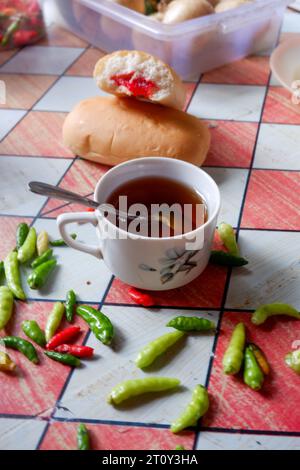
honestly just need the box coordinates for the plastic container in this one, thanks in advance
[51,0,290,80]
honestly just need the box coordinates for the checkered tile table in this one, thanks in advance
[0,9,299,451]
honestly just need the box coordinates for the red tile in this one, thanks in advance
[41,159,108,214]
[0,49,17,66]
[202,56,270,86]
[0,300,89,416]
[41,200,93,218]
[204,121,258,168]
[106,235,227,308]
[204,311,300,432]
[66,47,105,76]
[263,86,300,125]
[40,421,195,450]
[38,25,88,47]
[0,111,73,158]
[0,216,33,259]
[0,74,57,110]
[183,83,197,111]
[241,170,300,230]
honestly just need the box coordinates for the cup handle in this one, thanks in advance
[57,212,103,259]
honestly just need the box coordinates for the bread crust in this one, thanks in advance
[215,0,252,13]
[163,0,214,24]
[93,50,186,110]
[62,96,210,167]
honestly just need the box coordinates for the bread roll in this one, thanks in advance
[163,0,214,24]
[93,50,186,110]
[63,96,210,167]
[215,0,252,13]
[108,0,145,13]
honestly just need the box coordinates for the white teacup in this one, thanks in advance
[57,157,220,291]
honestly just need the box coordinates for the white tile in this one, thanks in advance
[0,156,71,216]
[25,218,112,302]
[253,124,300,170]
[282,11,300,32]
[226,230,300,310]
[55,307,219,424]
[203,168,248,227]
[0,46,84,75]
[269,72,281,86]
[0,418,46,450]
[196,431,300,450]
[34,77,107,112]
[0,109,26,140]
[188,84,266,121]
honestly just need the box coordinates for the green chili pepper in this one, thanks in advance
[0,336,38,364]
[1,17,21,47]
[16,223,29,250]
[217,222,240,257]
[222,322,246,375]
[0,286,14,330]
[285,349,300,375]
[107,377,180,405]
[27,259,57,290]
[65,290,76,323]
[21,320,46,347]
[45,302,65,342]
[167,316,215,332]
[243,346,264,391]
[135,330,185,369]
[248,343,270,375]
[31,249,54,269]
[210,250,248,267]
[171,384,209,433]
[76,305,114,345]
[37,230,49,256]
[44,351,80,367]
[50,233,77,247]
[251,303,300,325]
[4,251,26,300]
[0,261,5,282]
[17,227,37,264]
[77,423,90,450]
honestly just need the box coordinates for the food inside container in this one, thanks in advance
[51,0,290,79]
[0,0,45,50]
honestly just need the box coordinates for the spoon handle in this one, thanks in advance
[28,181,99,209]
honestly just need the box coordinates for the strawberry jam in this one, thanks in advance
[111,72,158,98]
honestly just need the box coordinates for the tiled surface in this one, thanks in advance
[196,432,300,450]
[0,11,300,451]
[34,76,106,112]
[188,84,266,122]
[1,46,85,75]
[203,311,300,432]
[40,421,195,450]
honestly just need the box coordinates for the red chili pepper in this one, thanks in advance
[55,344,94,358]
[46,326,81,350]
[13,30,39,47]
[128,287,155,307]
[86,208,95,212]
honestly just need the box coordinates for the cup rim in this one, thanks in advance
[94,157,221,241]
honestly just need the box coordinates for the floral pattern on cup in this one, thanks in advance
[139,248,199,284]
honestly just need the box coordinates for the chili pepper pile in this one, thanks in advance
[210,222,248,267]
[222,322,271,391]
[0,215,299,445]
[0,1,45,50]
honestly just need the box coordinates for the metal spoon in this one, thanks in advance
[28,181,137,222]
[28,181,175,229]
